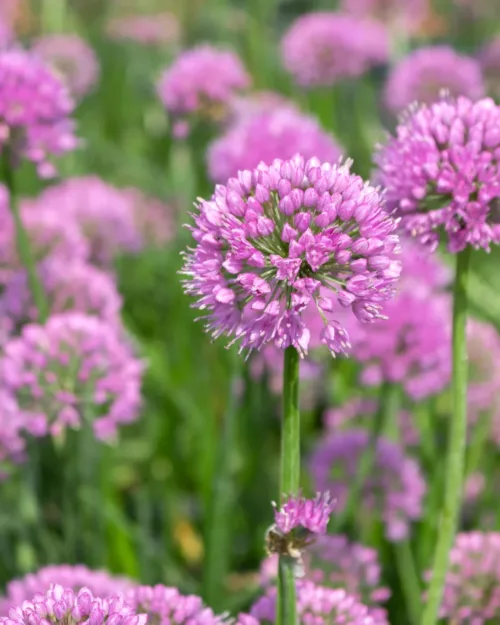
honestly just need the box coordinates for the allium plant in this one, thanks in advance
[0,48,77,177]
[32,34,100,100]
[207,108,343,183]
[383,46,485,115]
[0,566,134,616]
[0,312,144,440]
[480,37,500,100]
[310,429,426,541]
[0,585,146,625]
[157,45,251,125]
[280,12,389,88]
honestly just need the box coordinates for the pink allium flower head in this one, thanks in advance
[0,313,144,440]
[260,535,390,621]
[0,585,146,625]
[182,155,402,357]
[375,96,500,253]
[125,585,226,625]
[251,581,388,624]
[106,12,181,47]
[0,258,122,331]
[280,12,389,88]
[273,492,334,535]
[121,187,175,248]
[37,177,142,266]
[0,566,134,616]
[0,48,77,177]
[480,37,500,100]
[157,44,250,123]
[383,46,485,115]
[339,0,426,32]
[207,108,343,183]
[310,429,426,541]
[0,390,26,479]
[32,34,100,100]
[436,532,500,622]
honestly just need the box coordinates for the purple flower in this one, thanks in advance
[157,44,250,123]
[106,12,181,47]
[0,48,78,177]
[0,390,26,480]
[375,96,500,253]
[435,532,500,622]
[480,37,500,100]
[32,34,100,100]
[0,566,134,616]
[260,535,390,621]
[0,585,146,625]
[339,0,426,33]
[0,258,122,331]
[309,429,426,541]
[182,155,401,357]
[383,46,485,115]
[250,580,388,624]
[0,312,144,440]
[207,107,343,183]
[280,12,389,88]
[273,492,334,535]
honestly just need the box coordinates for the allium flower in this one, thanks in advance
[121,187,175,248]
[106,12,181,47]
[339,0,426,32]
[0,390,26,479]
[375,96,500,252]
[383,46,485,115]
[309,429,426,540]
[437,532,500,622]
[207,108,343,183]
[0,313,144,440]
[260,535,390,621]
[0,48,77,177]
[250,581,388,624]
[37,177,142,266]
[182,155,401,357]
[0,259,122,331]
[273,492,334,535]
[280,12,389,88]
[32,34,100,100]
[0,585,146,625]
[0,566,134,616]
[157,45,250,124]
[480,37,500,100]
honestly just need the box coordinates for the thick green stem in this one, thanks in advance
[277,347,300,625]
[2,156,49,323]
[420,247,471,625]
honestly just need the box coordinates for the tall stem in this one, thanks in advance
[2,155,49,323]
[420,247,471,625]
[277,347,300,625]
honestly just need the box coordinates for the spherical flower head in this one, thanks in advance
[0,566,134,616]
[182,155,401,357]
[0,48,78,177]
[157,44,250,124]
[435,532,500,622]
[480,37,500,100]
[0,584,147,625]
[273,492,334,535]
[280,12,389,88]
[32,34,100,100]
[121,187,175,248]
[0,312,144,440]
[339,0,426,33]
[0,258,122,331]
[37,177,142,266]
[106,12,181,47]
[0,390,26,479]
[383,46,485,115]
[375,96,500,253]
[309,429,426,541]
[251,581,388,624]
[207,107,343,183]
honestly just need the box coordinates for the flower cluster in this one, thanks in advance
[0,585,146,625]
[375,96,500,252]
[182,155,401,357]
[207,107,343,183]
[310,429,426,540]
[0,312,144,440]
[157,44,250,123]
[32,34,100,100]
[0,48,77,177]
[280,12,389,87]
[106,12,181,47]
[273,492,334,535]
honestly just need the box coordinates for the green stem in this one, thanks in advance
[394,540,422,625]
[2,155,49,323]
[277,347,300,625]
[420,247,471,625]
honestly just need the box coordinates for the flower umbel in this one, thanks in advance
[273,492,334,535]
[182,155,401,357]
